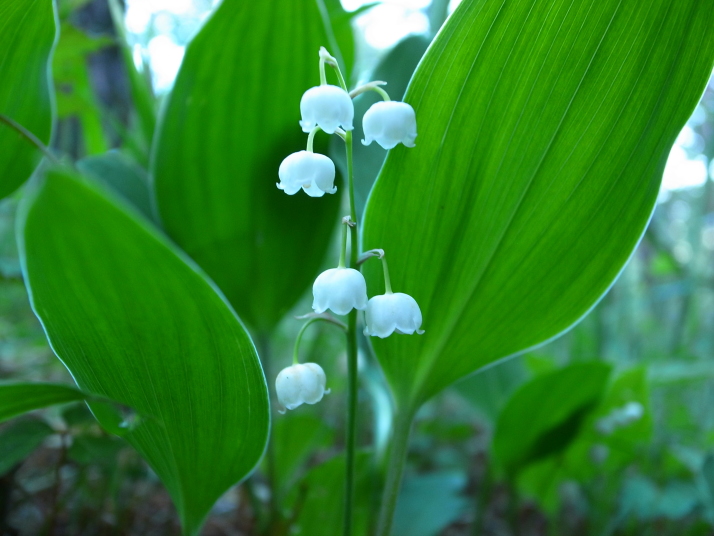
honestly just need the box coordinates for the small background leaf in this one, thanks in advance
[290,452,373,536]
[393,471,468,536]
[0,419,54,475]
[493,362,611,475]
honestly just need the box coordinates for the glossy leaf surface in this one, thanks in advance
[362,0,714,405]
[19,170,269,535]
[153,0,341,334]
[0,0,56,199]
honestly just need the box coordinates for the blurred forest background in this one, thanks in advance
[1,0,713,534]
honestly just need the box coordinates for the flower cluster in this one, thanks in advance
[275,47,423,412]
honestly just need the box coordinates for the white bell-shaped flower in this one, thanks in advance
[364,292,424,338]
[275,362,329,412]
[312,267,368,315]
[278,151,336,197]
[362,101,417,149]
[300,85,354,134]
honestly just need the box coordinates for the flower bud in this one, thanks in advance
[312,267,368,315]
[364,292,424,338]
[362,101,417,149]
[300,85,354,134]
[278,151,336,197]
[275,362,329,412]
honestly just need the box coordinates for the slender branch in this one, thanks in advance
[376,405,417,536]
[0,114,57,164]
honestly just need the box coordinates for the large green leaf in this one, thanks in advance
[0,382,86,423]
[152,0,342,334]
[0,0,56,199]
[362,0,714,406]
[18,169,269,536]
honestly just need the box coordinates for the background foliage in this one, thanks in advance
[1,0,713,535]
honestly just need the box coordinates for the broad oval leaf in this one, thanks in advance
[362,0,714,406]
[0,0,56,199]
[19,170,269,536]
[152,0,341,334]
[493,362,611,475]
[0,382,86,423]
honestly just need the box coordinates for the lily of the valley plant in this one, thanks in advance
[274,47,422,535]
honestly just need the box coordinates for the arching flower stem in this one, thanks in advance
[320,47,348,92]
[306,126,321,152]
[356,248,393,294]
[349,81,391,102]
[292,314,348,365]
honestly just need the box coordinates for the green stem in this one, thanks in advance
[292,316,347,365]
[345,132,357,226]
[343,123,360,536]
[0,113,58,164]
[349,82,390,101]
[321,47,348,92]
[293,319,317,365]
[307,126,320,152]
[319,57,327,86]
[381,255,393,294]
[376,406,416,536]
[339,221,348,269]
[372,86,391,101]
[344,310,358,536]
